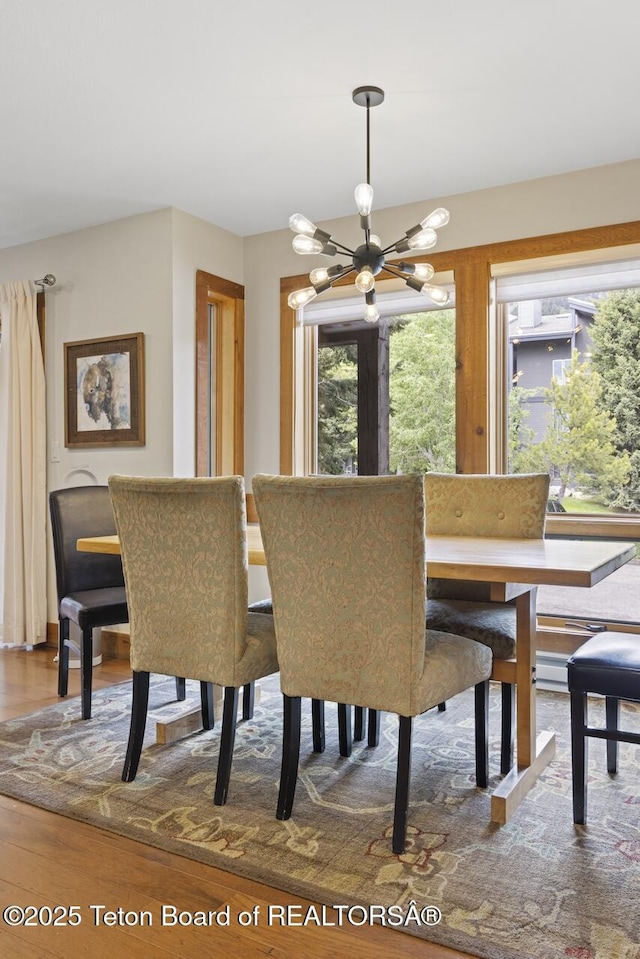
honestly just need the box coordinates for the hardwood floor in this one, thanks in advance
[0,646,472,959]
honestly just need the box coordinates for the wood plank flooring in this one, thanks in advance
[0,647,472,959]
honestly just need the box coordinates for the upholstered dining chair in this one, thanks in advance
[108,475,278,805]
[253,472,492,855]
[247,596,364,755]
[424,472,550,773]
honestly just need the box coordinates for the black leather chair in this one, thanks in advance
[50,487,130,719]
[567,632,640,824]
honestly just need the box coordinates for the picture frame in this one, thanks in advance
[64,332,145,448]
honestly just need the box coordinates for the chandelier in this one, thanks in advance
[288,86,450,323]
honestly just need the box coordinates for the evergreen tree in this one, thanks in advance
[590,289,640,510]
[388,310,456,474]
[317,343,357,474]
[516,352,629,500]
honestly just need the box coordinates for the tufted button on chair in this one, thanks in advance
[254,472,492,855]
[109,475,279,805]
[567,632,640,824]
[424,472,550,773]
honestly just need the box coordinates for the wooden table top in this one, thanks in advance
[77,527,635,588]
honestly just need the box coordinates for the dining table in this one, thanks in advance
[77,526,635,825]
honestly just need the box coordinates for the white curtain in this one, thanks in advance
[0,281,47,646]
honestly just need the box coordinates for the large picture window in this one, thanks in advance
[495,255,640,630]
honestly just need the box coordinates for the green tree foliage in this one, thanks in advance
[590,289,640,510]
[508,386,537,472]
[513,352,630,500]
[317,343,357,474]
[388,310,456,474]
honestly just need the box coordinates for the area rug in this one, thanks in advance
[0,676,638,959]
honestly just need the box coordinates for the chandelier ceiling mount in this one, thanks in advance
[288,86,450,323]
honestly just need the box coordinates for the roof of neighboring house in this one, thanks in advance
[510,313,579,342]
[510,300,596,343]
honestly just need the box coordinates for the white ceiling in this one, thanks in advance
[2,0,640,250]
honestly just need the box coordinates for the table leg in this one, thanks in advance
[490,587,556,824]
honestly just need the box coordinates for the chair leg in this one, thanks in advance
[214,687,239,806]
[80,627,93,720]
[354,706,365,741]
[122,671,150,782]
[474,680,489,789]
[338,703,352,757]
[605,696,619,775]
[175,677,186,701]
[57,617,70,697]
[311,699,325,753]
[393,716,413,854]
[437,702,446,712]
[500,682,516,775]
[570,689,588,825]
[200,682,214,730]
[277,695,302,820]
[367,709,380,747]
[242,682,255,721]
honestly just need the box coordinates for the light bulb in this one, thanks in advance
[310,267,330,285]
[420,207,450,230]
[422,284,450,305]
[364,302,380,324]
[292,235,324,255]
[413,263,435,282]
[355,269,375,293]
[288,287,318,309]
[354,182,374,216]
[407,228,438,251]
[369,234,382,248]
[289,213,318,236]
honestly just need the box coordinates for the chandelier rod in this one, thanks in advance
[366,95,371,185]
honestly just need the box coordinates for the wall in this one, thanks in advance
[0,210,176,620]
[169,208,243,476]
[0,207,247,620]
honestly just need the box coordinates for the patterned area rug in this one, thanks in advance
[0,676,638,959]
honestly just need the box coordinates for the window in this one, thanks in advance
[495,253,640,630]
[299,278,456,476]
[551,358,572,385]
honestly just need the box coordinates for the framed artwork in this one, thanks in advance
[64,332,145,448]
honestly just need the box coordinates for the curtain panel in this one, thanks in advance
[0,280,47,646]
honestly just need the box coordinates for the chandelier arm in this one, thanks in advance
[331,266,357,283]
[379,264,408,280]
[330,240,357,256]
[380,239,405,256]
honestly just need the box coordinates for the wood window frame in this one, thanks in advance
[195,270,244,478]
